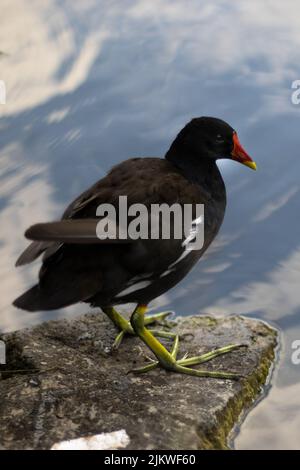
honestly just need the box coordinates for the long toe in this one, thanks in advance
[144,311,175,326]
[177,343,247,366]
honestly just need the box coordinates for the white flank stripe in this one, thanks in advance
[115,280,152,298]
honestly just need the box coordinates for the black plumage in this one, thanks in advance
[14,117,255,315]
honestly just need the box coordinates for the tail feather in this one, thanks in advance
[13,284,77,312]
[15,241,52,267]
[13,285,46,311]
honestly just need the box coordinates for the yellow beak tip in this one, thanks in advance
[243,161,257,171]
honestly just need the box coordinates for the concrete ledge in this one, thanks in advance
[0,312,278,449]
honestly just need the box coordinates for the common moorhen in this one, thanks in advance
[13,117,256,379]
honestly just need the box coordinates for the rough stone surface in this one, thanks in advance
[0,312,277,450]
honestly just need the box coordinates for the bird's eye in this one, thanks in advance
[216,134,224,144]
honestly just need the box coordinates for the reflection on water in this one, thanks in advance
[1,0,300,449]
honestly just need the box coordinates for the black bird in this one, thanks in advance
[13,117,256,379]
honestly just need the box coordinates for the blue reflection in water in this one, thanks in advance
[0,0,300,449]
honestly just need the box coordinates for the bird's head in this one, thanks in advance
[166,116,256,171]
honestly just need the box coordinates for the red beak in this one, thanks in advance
[231,132,257,170]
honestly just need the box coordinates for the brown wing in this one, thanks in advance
[17,157,200,265]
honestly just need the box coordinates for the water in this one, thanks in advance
[1,0,300,449]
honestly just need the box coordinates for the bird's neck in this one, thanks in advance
[165,146,220,188]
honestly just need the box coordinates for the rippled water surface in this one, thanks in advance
[1,0,300,449]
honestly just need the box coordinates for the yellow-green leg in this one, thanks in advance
[130,304,245,380]
[102,307,174,350]
[102,307,133,349]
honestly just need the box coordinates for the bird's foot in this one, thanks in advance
[129,304,246,380]
[102,307,174,350]
[131,342,246,380]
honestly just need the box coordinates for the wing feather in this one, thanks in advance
[25,219,130,244]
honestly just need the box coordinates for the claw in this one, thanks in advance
[180,352,189,361]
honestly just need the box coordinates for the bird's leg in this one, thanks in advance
[130,304,244,380]
[131,330,180,373]
[102,307,134,349]
[102,307,173,350]
[103,307,133,334]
